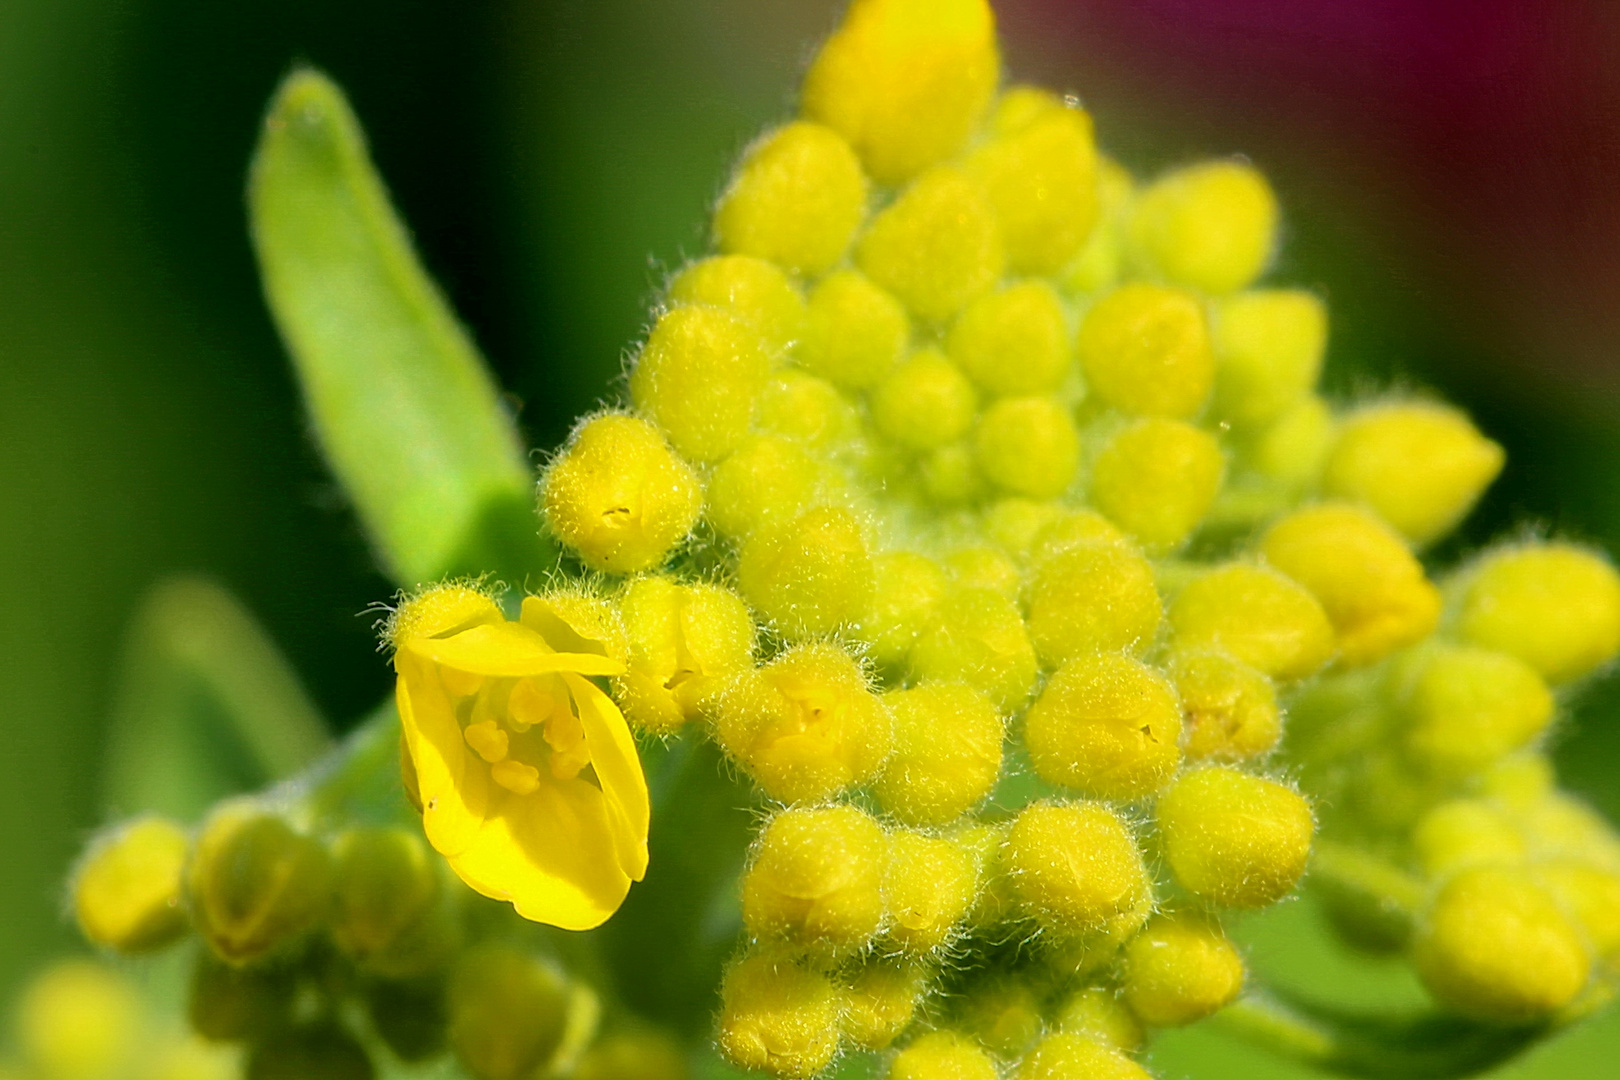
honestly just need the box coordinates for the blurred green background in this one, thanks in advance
[5,1,1620,1076]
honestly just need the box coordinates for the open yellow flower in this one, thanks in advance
[391,586,649,930]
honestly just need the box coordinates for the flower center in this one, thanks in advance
[446,671,594,794]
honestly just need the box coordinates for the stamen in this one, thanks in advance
[463,720,509,763]
[508,675,569,732]
[491,760,541,795]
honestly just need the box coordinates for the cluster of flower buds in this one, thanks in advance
[529,0,1620,1076]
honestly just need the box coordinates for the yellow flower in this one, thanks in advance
[390,585,649,930]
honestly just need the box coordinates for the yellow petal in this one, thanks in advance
[407,622,623,678]
[447,777,634,931]
[566,673,650,881]
[395,655,488,858]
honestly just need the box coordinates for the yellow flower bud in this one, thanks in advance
[1413,800,1526,880]
[857,166,1005,322]
[738,506,874,639]
[743,804,888,957]
[1517,791,1620,871]
[876,683,1003,825]
[918,441,987,505]
[1394,644,1554,778]
[1121,913,1244,1027]
[843,959,929,1051]
[909,586,1038,710]
[1457,542,1620,684]
[1025,653,1183,799]
[1052,988,1145,1053]
[717,953,844,1080]
[1062,156,1134,295]
[870,348,978,452]
[945,546,1021,601]
[948,280,1072,397]
[953,977,1042,1058]
[542,413,703,573]
[801,0,999,184]
[521,589,628,663]
[1027,540,1161,666]
[982,498,1067,560]
[1171,650,1280,761]
[965,90,1100,275]
[668,255,806,359]
[244,1025,373,1080]
[1089,418,1224,553]
[72,816,190,954]
[187,952,295,1042]
[884,829,979,953]
[1016,1033,1152,1080]
[1261,503,1442,666]
[448,945,575,1080]
[1482,752,1556,811]
[386,581,503,649]
[1130,160,1278,294]
[890,1031,998,1080]
[18,961,140,1080]
[189,801,333,964]
[1535,861,1620,968]
[1168,563,1333,681]
[798,269,910,390]
[1414,868,1589,1023]
[706,437,829,541]
[1156,766,1314,908]
[1076,283,1214,419]
[712,643,892,803]
[1026,508,1128,565]
[856,551,948,668]
[1211,289,1326,426]
[974,397,1080,498]
[714,121,869,276]
[328,825,452,977]
[617,576,754,733]
[575,1029,689,1080]
[631,305,770,462]
[757,370,863,451]
[1239,394,1335,489]
[1324,401,1503,546]
[1004,802,1152,942]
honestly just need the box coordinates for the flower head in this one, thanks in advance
[390,584,649,930]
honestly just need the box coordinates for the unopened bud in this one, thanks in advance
[1052,988,1144,1053]
[875,683,1003,826]
[974,397,1080,499]
[1121,913,1244,1026]
[18,961,140,1080]
[1168,563,1332,681]
[1394,644,1554,778]
[575,1029,689,1080]
[954,978,1042,1059]
[1003,802,1152,944]
[1171,650,1280,761]
[738,506,874,639]
[743,804,888,957]
[843,959,929,1051]
[1211,289,1326,427]
[858,166,1004,322]
[618,576,755,733]
[1156,767,1313,908]
[798,269,910,389]
[188,953,296,1043]
[717,953,843,1080]
[714,122,868,277]
[1129,160,1277,294]
[884,829,978,953]
[1024,653,1182,799]
[1089,418,1224,553]
[889,1031,998,1080]
[858,552,948,669]
[328,826,452,977]
[909,586,1038,710]
[245,1026,373,1080]
[365,978,447,1063]
[631,305,770,463]
[1077,283,1213,419]
[1457,542,1620,684]
[448,945,574,1080]
[386,582,502,649]
[871,348,979,450]
[72,815,190,954]
[1412,800,1525,880]
[189,801,332,964]
[948,280,1071,396]
[1016,1032,1152,1080]
[1026,540,1160,667]
[668,255,806,359]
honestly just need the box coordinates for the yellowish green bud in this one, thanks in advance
[1003,801,1152,941]
[1077,282,1214,419]
[919,441,987,505]
[448,945,575,1080]
[884,829,978,953]
[1239,394,1335,489]
[982,498,1066,560]
[328,825,451,977]
[1414,867,1589,1023]
[617,577,754,734]
[714,121,869,276]
[738,506,874,639]
[364,979,447,1063]
[843,959,929,1051]
[631,305,770,462]
[669,255,806,359]
[542,413,703,573]
[876,683,1003,825]
[945,546,1021,601]
[707,436,829,540]
[857,551,948,668]
[1089,417,1224,553]
[1027,540,1161,666]
[1062,156,1134,295]
[1168,563,1333,681]
[954,977,1043,1058]
[1413,799,1527,881]
[743,804,888,957]
[1517,791,1620,871]
[1025,653,1183,799]
[188,953,295,1043]
[188,801,332,964]
[1052,988,1145,1053]
[965,89,1099,275]
[974,397,1080,498]
[871,348,979,449]
[909,586,1038,710]
[890,1031,999,1080]
[1157,766,1314,908]
[1016,1033,1152,1080]
[244,1026,372,1080]
[717,953,844,1080]
[1482,752,1557,811]
[1395,644,1554,778]
[1026,508,1128,565]
[801,0,999,184]
[1129,160,1278,294]
[1261,503,1440,666]
[1457,542,1620,684]
[799,269,910,389]
[575,1029,689,1080]
[1172,650,1280,761]
[857,165,1005,322]
[72,815,190,954]
[386,581,502,649]
[1121,913,1244,1027]
[1535,861,1620,968]
[948,280,1072,396]
[18,961,140,1080]
[1211,289,1326,426]
[758,370,863,450]
[1324,401,1503,546]
[712,643,892,802]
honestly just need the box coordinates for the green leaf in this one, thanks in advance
[102,576,333,820]
[249,68,549,588]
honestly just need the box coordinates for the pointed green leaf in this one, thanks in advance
[249,68,548,587]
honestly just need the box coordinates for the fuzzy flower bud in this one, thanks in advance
[890,1031,998,1080]
[857,551,948,668]
[1168,563,1333,681]
[1413,799,1527,879]
[742,804,888,957]
[1393,644,1555,778]
[884,829,978,953]
[1211,289,1326,427]
[1121,913,1244,1027]
[948,280,1071,397]
[1027,539,1161,665]
[1129,160,1278,294]
[799,269,910,390]
[1156,767,1314,908]
[188,801,332,964]
[1171,650,1280,761]
[714,122,869,277]
[448,945,578,1080]
[1456,542,1620,684]
[72,816,190,954]
[738,506,875,639]
[974,397,1080,498]
[1089,417,1224,553]
[857,166,1005,322]
[717,954,844,1080]
[1018,1034,1152,1080]
[669,255,806,359]
[1024,653,1183,799]
[1003,801,1152,945]
[954,979,1042,1059]
[328,825,452,977]
[707,436,833,541]
[843,959,929,1051]
[18,961,141,1080]
[871,348,979,450]
[1053,988,1145,1053]
[631,305,770,462]
[908,586,1038,710]
[617,577,754,733]
[1077,283,1214,419]
[874,682,1004,826]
